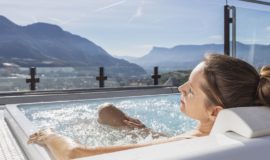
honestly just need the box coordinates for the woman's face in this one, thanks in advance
[178,62,212,122]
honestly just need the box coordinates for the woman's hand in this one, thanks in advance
[28,128,54,145]
[123,116,146,129]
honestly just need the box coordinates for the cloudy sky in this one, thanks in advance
[0,0,269,57]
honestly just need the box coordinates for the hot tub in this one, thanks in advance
[5,86,270,160]
[4,86,196,160]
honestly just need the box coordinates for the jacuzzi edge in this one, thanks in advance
[1,87,178,105]
[4,104,54,160]
[2,87,179,160]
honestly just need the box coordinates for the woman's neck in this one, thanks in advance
[192,120,214,137]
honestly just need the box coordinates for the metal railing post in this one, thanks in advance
[224,5,237,57]
[96,67,107,88]
[151,66,161,85]
[26,67,40,91]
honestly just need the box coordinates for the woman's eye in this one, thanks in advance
[188,88,193,95]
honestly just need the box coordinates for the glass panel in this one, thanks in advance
[0,0,225,92]
[235,7,270,67]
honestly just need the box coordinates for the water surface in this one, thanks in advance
[20,94,197,146]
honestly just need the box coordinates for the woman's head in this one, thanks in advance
[178,54,270,122]
[178,62,214,122]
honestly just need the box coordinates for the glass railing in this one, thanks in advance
[235,7,270,68]
[0,0,225,92]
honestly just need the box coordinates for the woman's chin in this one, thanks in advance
[180,104,185,113]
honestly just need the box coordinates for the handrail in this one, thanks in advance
[239,0,270,6]
[0,85,175,97]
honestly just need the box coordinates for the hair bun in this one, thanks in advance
[260,65,270,78]
[257,65,270,106]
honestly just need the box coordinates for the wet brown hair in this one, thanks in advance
[257,65,270,106]
[201,54,270,108]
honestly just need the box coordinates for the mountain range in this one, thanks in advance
[0,16,146,77]
[1,15,269,76]
[127,42,270,72]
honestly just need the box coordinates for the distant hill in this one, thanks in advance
[0,16,146,77]
[113,55,139,62]
[160,70,191,86]
[132,43,270,72]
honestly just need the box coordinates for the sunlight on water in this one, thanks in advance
[20,94,197,146]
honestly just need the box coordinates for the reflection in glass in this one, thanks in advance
[236,7,270,68]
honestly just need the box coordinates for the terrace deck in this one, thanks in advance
[0,110,27,160]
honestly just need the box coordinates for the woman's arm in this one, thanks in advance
[70,143,148,159]
[28,128,193,160]
[70,134,192,159]
[28,128,159,159]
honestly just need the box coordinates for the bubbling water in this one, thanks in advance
[20,94,196,146]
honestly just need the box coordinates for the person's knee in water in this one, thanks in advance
[97,103,167,138]
[97,103,146,129]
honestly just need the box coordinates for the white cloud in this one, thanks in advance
[109,49,129,56]
[46,15,86,26]
[137,44,153,49]
[47,17,72,25]
[208,35,223,43]
[129,0,145,22]
[108,44,153,57]
[134,5,143,17]
[241,38,261,44]
[266,26,270,32]
[94,0,126,12]
[30,16,38,23]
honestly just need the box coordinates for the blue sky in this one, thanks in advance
[0,0,269,57]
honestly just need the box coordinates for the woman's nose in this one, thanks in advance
[178,85,182,92]
[178,84,186,95]
[178,82,187,96]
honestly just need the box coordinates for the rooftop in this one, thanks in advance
[0,109,26,160]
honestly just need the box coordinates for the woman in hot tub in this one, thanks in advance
[28,54,270,160]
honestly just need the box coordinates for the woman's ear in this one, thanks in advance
[208,106,223,121]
